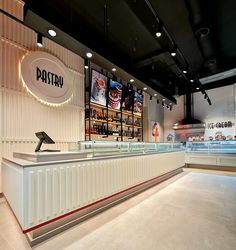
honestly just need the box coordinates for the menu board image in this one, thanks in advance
[108,79,122,110]
[133,92,143,115]
[122,86,133,112]
[90,70,107,106]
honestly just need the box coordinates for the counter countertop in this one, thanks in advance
[3,150,185,168]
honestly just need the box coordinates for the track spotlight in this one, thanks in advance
[166,105,169,109]
[143,87,147,91]
[204,93,208,99]
[37,33,43,47]
[207,98,212,106]
[155,23,163,38]
[196,87,200,90]
[112,68,116,72]
[130,79,134,82]
[170,106,172,111]
[170,44,177,57]
[150,95,153,100]
[183,70,187,74]
[161,101,165,107]
[154,93,157,97]
[190,79,194,83]
[84,59,89,69]
[157,99,160,104]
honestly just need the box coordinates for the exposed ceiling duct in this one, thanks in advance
[185,0,216,74]
[173,93,205,130]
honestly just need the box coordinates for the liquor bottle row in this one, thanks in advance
[85,108,120,122]
[86,108,141,126]
[86,125,141,137]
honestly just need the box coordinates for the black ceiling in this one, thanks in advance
[23,0,236,101]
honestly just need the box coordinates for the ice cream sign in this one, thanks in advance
[20,51,73,106]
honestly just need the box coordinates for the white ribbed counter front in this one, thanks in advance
[2,150,185,245]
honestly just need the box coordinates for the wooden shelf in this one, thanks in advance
[86,119,121,126]
[108,107,121,113]
[133,113,142,118]
[89,102,106,109]
[122,110,133,116]
[122,124,133,128]
[134,126,142,129]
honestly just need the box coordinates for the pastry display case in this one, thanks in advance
[186,140,236,154]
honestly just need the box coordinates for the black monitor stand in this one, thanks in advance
[35,131,61,152]
[35,138,45,152]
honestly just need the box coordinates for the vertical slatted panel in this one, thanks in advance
[2,0,24,21]
[0,15,85,165]
[23,152,184,229]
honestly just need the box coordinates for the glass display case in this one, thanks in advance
[69,141,184,157]
[186,141,236,154]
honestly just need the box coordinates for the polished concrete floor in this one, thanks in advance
[0,169,236,250]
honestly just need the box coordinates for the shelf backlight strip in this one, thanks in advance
[19,58,73,107]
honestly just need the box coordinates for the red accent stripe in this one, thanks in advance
[18,167,181,233]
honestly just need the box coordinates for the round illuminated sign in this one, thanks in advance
[20,51,72,105]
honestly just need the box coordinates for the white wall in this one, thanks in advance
[194,85,236,139]
[0,0,85,192]
[164,96,184,141]
[164,85,236,141]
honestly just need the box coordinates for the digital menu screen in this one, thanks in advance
[122,85,133,112]
[90,70,107,106]
[133,92,143,115]
[108,79,122,110]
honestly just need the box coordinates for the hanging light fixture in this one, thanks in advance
[84,59,89,69]
[37,33,43,47]
[170,44,177,57]
[155,22,163,38]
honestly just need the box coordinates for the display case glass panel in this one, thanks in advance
[69,141,184,157]
[186,141,236,154]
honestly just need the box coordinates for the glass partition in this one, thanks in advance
[186,141,236,154]
[69,141,184,157]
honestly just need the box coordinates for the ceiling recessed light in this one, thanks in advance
[84,65,89,69]
[86,52,93,58]
[183,70,187,74]
[162,98,166,101]
[143,87,147,91]
[196,87,199,90]
[112,68,116,72]
[154,93,157,96]
[48,29,57,37]
[171,52,176,57]
[130,79,134,82]
[190,79,194,82]
[156,32,162,38]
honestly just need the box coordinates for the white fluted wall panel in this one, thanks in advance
[22,151,184,229]
[0,4,85,192]
[1,0,24,21]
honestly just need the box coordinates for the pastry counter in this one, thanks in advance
[2,141,185,245]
